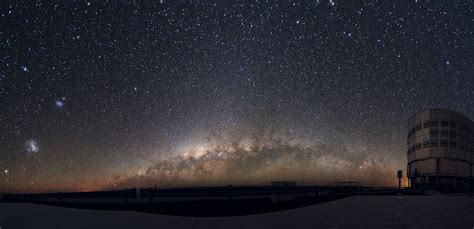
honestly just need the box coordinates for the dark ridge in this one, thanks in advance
[0,185,425,217]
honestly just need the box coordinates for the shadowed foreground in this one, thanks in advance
[0,195,473,228]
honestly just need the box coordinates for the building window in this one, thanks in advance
[430,140,439,147]
[459,125,469,132]
[415,143,422,150]
[423,121,430,128]
[415,124,422,131]
[450,122,457,128]
[423,141,430,148]
[449,141,457,148]
[440,140,449,147]
[430,130,439,137]
[449,132,457,139]
[440,130,449,137]
[430,120,439,126]
[440,120,449,126]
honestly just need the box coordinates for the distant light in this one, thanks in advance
[21,66,28,72]
[446,61,450,65]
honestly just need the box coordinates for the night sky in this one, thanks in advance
[1,0,473,193]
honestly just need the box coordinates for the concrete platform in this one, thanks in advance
[0,195,473,228]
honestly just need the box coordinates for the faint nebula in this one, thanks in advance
[24,139,39,154]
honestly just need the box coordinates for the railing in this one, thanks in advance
[2,189,137,204]
[1,185,362,206]
[139,185,358,198]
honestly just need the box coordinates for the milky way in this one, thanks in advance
[1,1,473,193]
[112,130,397,189]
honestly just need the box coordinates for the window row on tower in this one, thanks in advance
[408,139,473,154]
[408,119,473,139]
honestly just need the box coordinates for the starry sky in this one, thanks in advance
[1,0,473,193]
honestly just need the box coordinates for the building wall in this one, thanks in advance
[407,109,474,191]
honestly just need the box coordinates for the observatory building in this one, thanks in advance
[407,109,474,192]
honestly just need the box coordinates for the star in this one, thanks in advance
[0,0,471,193]
[55,100,64,108]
